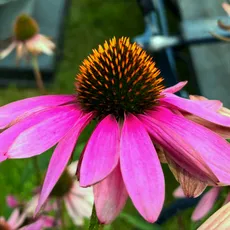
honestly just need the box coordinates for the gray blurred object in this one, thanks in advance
[176,0,230,107]
[0,0,35,40]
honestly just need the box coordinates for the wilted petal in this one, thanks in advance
[120,114,164,223]
[143,107,230,185]
[192,187,220,221]
[167,156,207,198]
[162,81,187,94]
[162,93,230,127]
[36,113,92,213]
[139,112,217,184]
[198,202,230,229]
[0,95,75,129]
[0,105,81,159]
[94,164,128,224]
[80,115,120,187]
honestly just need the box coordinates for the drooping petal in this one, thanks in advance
[198,201,230,230]
[80,115,120,187]
[192,188,220,221]
[186,114,230,139]
[161,93,230,127]
[162,81,187,94]
[120,114,165,223]
[36,113,92,214]
[0,105,81,160]
[188,95,223,111]
[139,112,217,184]
[167,156,207,198]
[94,164,128,224]
[0,95,75,129]
[142,107,230,185]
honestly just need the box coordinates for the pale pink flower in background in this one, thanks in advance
[174,186,230,221]
[198,202,230,230]
[1,38,230,223]
[0,14,55,61]
[24,161,93,226]
[0,209,25,230]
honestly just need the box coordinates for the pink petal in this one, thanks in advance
[36,113,92,214]
[192,188,221,221]
[173,186,186,198]
[0,105,81,159]
[94,164,128,224]
[162,81,187,94]
[188,95,223,111]
[0,95,75,129]
[139,112,217,184]
[120,114,165,223]
[80,115,120,187]
[142,107,230,185]
[161,93,230,127]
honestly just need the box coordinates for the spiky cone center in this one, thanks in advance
[76,37,164,119]
[50,170,74,197]
[0,220,11,230]
[14,14,39,41]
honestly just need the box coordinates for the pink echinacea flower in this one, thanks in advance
[1,37,230,223]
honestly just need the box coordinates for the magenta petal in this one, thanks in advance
[139,112,216,183]
[162,93,230,127]
[162,81,187,94]
[0,105,81,159]
[36,113,92,214]
[192,188,220,221]
[0,95,75,129]
[120,114,165,223]
[94,164,128,224]
[80,115,120,187]
[144,107,230,185]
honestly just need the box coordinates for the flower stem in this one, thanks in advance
[31,55,47,94]
[89,204,104,230]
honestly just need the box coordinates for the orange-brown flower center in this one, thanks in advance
[76,37,164,119]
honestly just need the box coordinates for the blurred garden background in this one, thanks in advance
[0,0,229,229]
